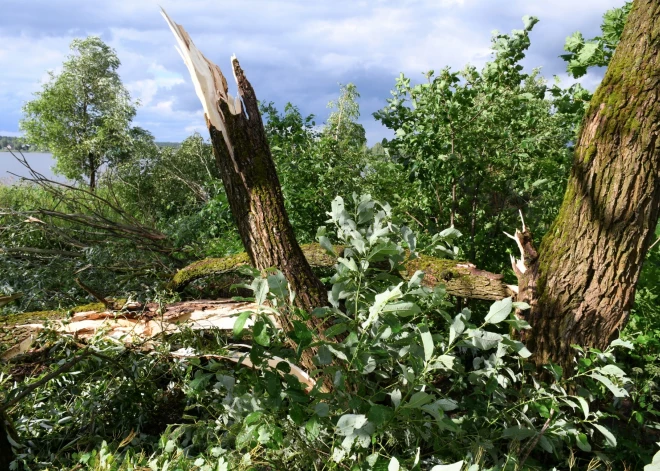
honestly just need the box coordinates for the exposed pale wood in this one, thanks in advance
[2,300,317,391]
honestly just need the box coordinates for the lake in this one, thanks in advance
[0,152,57,183]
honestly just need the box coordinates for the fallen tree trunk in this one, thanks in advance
[169,243,515,301]
[2,300,315,391]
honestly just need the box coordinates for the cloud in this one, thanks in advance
[0,0,628,149]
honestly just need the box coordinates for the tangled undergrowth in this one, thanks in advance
[2,195,659,471]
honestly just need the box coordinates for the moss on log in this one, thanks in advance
[170,243,513,301]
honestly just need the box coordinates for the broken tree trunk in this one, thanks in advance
[169,243,515,301]
[513,0,660,368]
[162,11,327,313]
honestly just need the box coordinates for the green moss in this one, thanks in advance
[583,144,597,163]
[169,243,342,290]
[170,252,251,289]
[0,300,124,327]
[402,255,472,286]
[0,309,64,327]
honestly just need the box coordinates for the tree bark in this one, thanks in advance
[161,12,327,314]
[88,153,96,191]
[515,0,660,367]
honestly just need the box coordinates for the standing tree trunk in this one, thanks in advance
[88,153,97,191]
[514,0,660,367]
[161,11,327,313]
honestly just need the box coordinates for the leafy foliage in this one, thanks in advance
[374,18,573,270]
[263,94,407,243]
[1,5,659,470]
[20,37,139,189]
[1,195,653,470]
[561,2,632,78]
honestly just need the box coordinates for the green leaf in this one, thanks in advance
[401,225,416,252]
[429,355,455,371]
[316,345,332,365]
[644,449,660,471]
[512,301,530,310]
[368,404,394,426]
[382,301,421,317]
[590,372,628,397]
[600,364,627,378]
[253,320,270,346]
[267,271,288,299]
[502,426,536,440]
[233,311,252,338]
[390,389,402,409]
[251,278,269,305]
[502,338,532,358]
[338,257,358,272]
[575,396,590,420]
[576,433,592,452]
[485,297,513,324]
[504,318,531,330]
[522,15,539,31]
[336,414,367,436]
[324,322,348,338]
[244,411,263,426]
[403,391,432,409]
[319,235,336,256]
[362,283,403,329]
[438,227,462,239]
[315,403,330,417]
[407,270,425,288]
[436,398,459,411]
[449,314,465,344]
[539,435,554,453]
[420,325,434,361]
[610,338,634,350]
[564,31,584,52]
[305,416,321,440]
[592,423,617,447]
[469,329,503,350]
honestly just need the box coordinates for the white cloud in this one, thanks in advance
[0,0,628,147]
[125,64,184,106]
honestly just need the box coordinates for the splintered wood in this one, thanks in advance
[1,300,316,391]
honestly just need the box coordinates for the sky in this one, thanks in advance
[0,0,625,148]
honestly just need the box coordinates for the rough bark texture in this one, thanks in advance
[162,12,332,383]
[518,0,660,367]
[162,12,327,313]
[170,243,515,301]
[206,86,328,312]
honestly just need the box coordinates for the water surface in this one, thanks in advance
[0,152,57,183]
